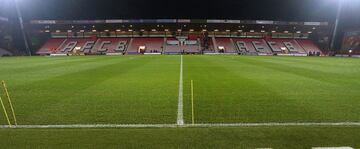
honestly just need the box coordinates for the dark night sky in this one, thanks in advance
[0,0,356,27]
[13,0,344,21]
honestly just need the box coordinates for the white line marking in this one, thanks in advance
[312,147,353,149]
[2,122,360,129]
[177,55,184,125]
[0,124,177,129]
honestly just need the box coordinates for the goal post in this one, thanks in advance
[0,95,11,127]
[2,80,17,125]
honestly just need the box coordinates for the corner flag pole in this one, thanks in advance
[2,80,17,125]
[0,94,11,127]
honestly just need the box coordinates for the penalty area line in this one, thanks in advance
[2,122,360,129]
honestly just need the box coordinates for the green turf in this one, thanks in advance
[1,55,360,148]
[183,56,360,123]
[1,126,360,149]
[0,56,180,124]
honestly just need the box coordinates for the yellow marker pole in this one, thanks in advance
[191,80,195,125]
[2,80,17,125]
[0,95,11,127]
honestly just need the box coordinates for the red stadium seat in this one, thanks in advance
[127,38,164,54]
[296,39,322,54]
[37,38,66,55]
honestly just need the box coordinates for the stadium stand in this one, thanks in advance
[202,37,216,53]
[164,36,201,54]
[37,38,66,55]
[81,41,96,53]
[252,39,272,54]
[267,39,307,54]
[28,18,330,56]
[215,38,237,53]
[235,41,249,53]
[92,38,129,54]
[296,39,322,54]
[340,31,360,55]
[183,39,201,53]
[127,38,164,54]
[36,37,323,56]
[267,41,283,53]
[0,48,12,56]
[233,38,271,55]
[57,38,96,54]
[165,37,181,54]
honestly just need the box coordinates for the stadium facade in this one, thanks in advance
[27,19,335,56]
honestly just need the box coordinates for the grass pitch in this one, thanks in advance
[0,56,179,124]
[183,56,360,123]
[1,127,360,149]
[0,55,360,148]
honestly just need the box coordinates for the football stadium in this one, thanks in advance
[1,0,360,148]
